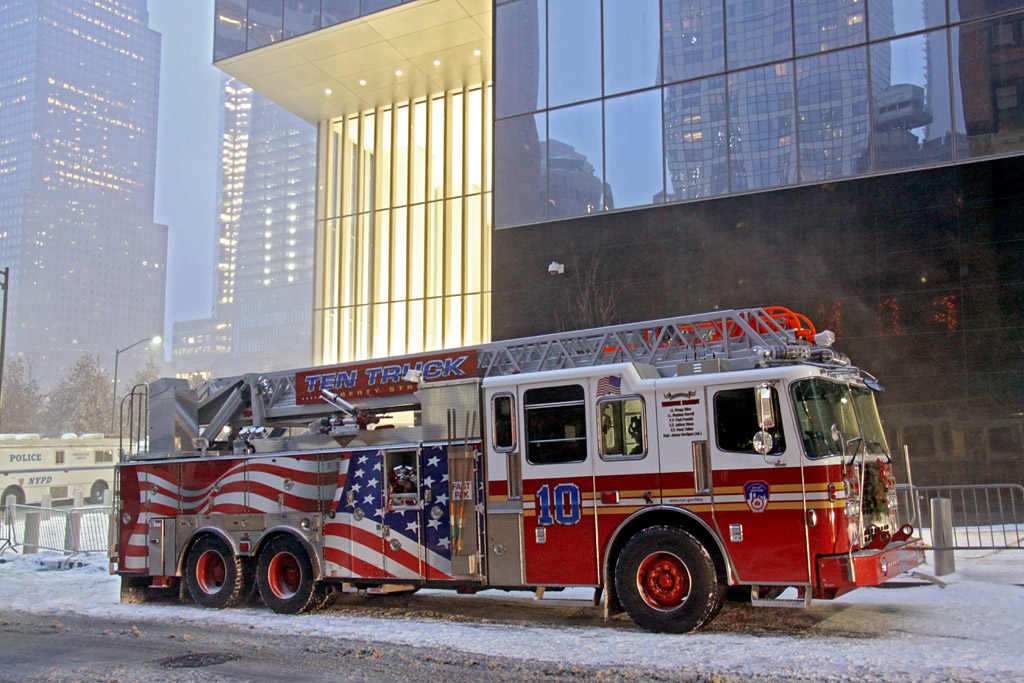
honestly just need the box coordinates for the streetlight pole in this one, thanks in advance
[0,267,8,433]
[110,335,161,435]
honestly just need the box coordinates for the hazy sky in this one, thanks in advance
[148,1,222,342]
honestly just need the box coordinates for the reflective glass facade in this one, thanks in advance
[492,0,1024,484]
[315,85,492,363]
[214,0,418,60]
[495,0,1024,227]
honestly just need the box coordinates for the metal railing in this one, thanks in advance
[895,483,1024,550]
[1,503,112,555]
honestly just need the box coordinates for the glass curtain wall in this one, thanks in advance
[494,0,1024,227]
[315,85,492,364]
[214,0,414,60]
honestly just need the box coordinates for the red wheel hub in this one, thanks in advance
[637,551,691,610]
[267,552,301,599]
[196,549,226,595]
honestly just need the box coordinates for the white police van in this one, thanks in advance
[0,434,118,506]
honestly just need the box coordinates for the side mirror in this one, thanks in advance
[755,383,775,430]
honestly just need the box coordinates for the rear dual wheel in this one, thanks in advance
[256,535,334,614]
[185,535,255,609]
[614,526,724,633]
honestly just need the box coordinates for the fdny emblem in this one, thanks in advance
[744,481,770,513]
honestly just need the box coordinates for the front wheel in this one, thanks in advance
[256,535,333,614]
[614,525,724,633]
[184,535,254,609]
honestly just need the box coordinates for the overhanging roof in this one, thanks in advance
[214,0,491,125]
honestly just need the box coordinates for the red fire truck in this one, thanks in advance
[112,306,924,633]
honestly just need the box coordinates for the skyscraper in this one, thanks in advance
[0,0,166,387]
[172,76,316,377]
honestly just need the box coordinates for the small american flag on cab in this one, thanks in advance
[597,375,621,396]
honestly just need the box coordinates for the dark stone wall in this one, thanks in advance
[492,157,1024,486]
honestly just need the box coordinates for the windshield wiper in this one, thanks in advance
[865,439,891,462]
[845,436,864,466]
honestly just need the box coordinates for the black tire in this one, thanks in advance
[256,535,333,614]
[1,485,25,507]
[184,535,254,609]
[88,480,109,505]
[614,525,724,634]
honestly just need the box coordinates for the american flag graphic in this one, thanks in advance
[323,446,456,581]
[597,375,622,397]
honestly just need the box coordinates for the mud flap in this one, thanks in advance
[602,577,624,619]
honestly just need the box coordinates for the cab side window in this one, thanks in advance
[714,387,785,455]
[599,397,646,459]
[491,393,516,451]
[524,385,587,465]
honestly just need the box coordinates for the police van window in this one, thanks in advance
[524,385,587,465]
[94,449,113,463]
[714,387,785,455]
[599,397,646,459]
[55,450,65,465]
[491,393,516,451]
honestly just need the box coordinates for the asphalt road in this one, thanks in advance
[0,608,731,683]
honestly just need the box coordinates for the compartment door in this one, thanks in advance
[381,448,424,580]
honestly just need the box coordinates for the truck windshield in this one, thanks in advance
[791,378,889,460]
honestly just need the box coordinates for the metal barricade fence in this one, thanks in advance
[1,503,112,555]
[895,483,1024,550]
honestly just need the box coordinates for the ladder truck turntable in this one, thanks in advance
[112,306,925,633]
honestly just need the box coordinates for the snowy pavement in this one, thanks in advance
[0,549,1021,681]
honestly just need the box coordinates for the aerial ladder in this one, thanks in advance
[122,306,843,458]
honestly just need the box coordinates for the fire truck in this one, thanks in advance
[112,306,925,633]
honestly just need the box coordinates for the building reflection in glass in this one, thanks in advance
[872,30,956,170]
[798,48,869,181]
[492,0,1024,228]
[729,63,797,191]
[955,12,1024,157]
[547,102,607,218]
[664,77,728,201]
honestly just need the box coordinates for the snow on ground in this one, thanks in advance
[0,549,1021,681]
